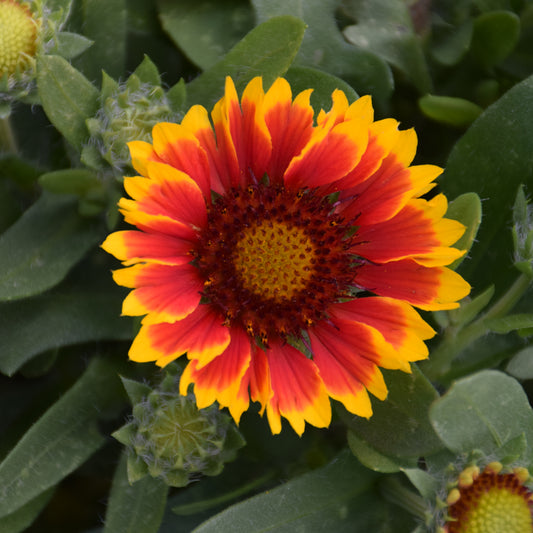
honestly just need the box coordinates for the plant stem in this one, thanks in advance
[379,476,428,521]
[422,272,531,381]
[0,116,18,154]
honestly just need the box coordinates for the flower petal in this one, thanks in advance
[112,263,203,324]
[117,202,198,241]
[129,305,230,366]
[239,76,272,182]
[330,297,436,364]
[309,320,394,417]
[353,194,466,267]
[211,77,271,189]
[180,104,226,194]
[325,118,400,193]
[284,119,369,189]
[356,258,471,310]
[179,326,252,423]
[265,342,331,436]
[142,161,208,228]
[316,89,349,128]
[247,345,271,415]
[263,78,314,182]
[128,140,156,176]
[150,122,212,199]
[119,161,208,240]
[101,230,192,266]
[339,124,443,225]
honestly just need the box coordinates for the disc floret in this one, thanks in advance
[196,183,357,343]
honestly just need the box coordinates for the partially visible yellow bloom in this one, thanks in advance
[0,1,37,77]
[442,462,533,533]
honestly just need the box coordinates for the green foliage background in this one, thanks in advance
[2,0,533,531]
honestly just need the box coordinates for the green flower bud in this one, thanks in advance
[512,185,533,278]
[83,76,174,173]
[113,365,246,487]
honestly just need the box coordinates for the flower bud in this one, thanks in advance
[84,74,174,173]
[512,185,533,278]
[113,365,245,487]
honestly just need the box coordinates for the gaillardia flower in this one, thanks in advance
[442,463,533,533]
[102,76,470,435]
[0,0,37,78]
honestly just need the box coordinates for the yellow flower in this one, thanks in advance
[443,463,533,533]
[0,1,37,78]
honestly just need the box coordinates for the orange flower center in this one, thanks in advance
[233,221,316,302]
[196,184,358,343]
[447,471,533,533]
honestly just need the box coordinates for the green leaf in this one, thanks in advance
[506,345,533,380]
[171,472,274,517]
[338,366,442,459]
[0,488,54,533]
[486,313,533,334]
[186,16,305,108]
[347,430,416,473]
[75,0,127,81]
[0,266,132,376]
[131,55,161,86]
[44,0,75,26]
[252,0,393,105]
[0,193,103,302]
[104,453,168,533]
[37,55,99,150]
[0,358,124,518]
[498,433,528,463]
[402,468,440,500]
[193,450,384,533]
[285,66,358,114]
[38,169,103,196]
[0,154,41,187]
[159,457,276,532]
[157,0,254,70]
[430,370,533,457]
[342,0,431,93]
[473,0,515,11]
[54,31,94,59]
[431,21,473,66]
[101,71,120,102]
[120,377,151,405]
[470,10,520,68]
[441,74,533,296]
[419,95,483,128]
[445,192,483,270]
[167,79,187,113]
[0,181,22,233]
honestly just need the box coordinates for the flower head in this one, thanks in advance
[102,76,470,435]
[0,0,37,78]
[442,462,533,533]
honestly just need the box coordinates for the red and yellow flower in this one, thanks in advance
[102,76,470,435]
